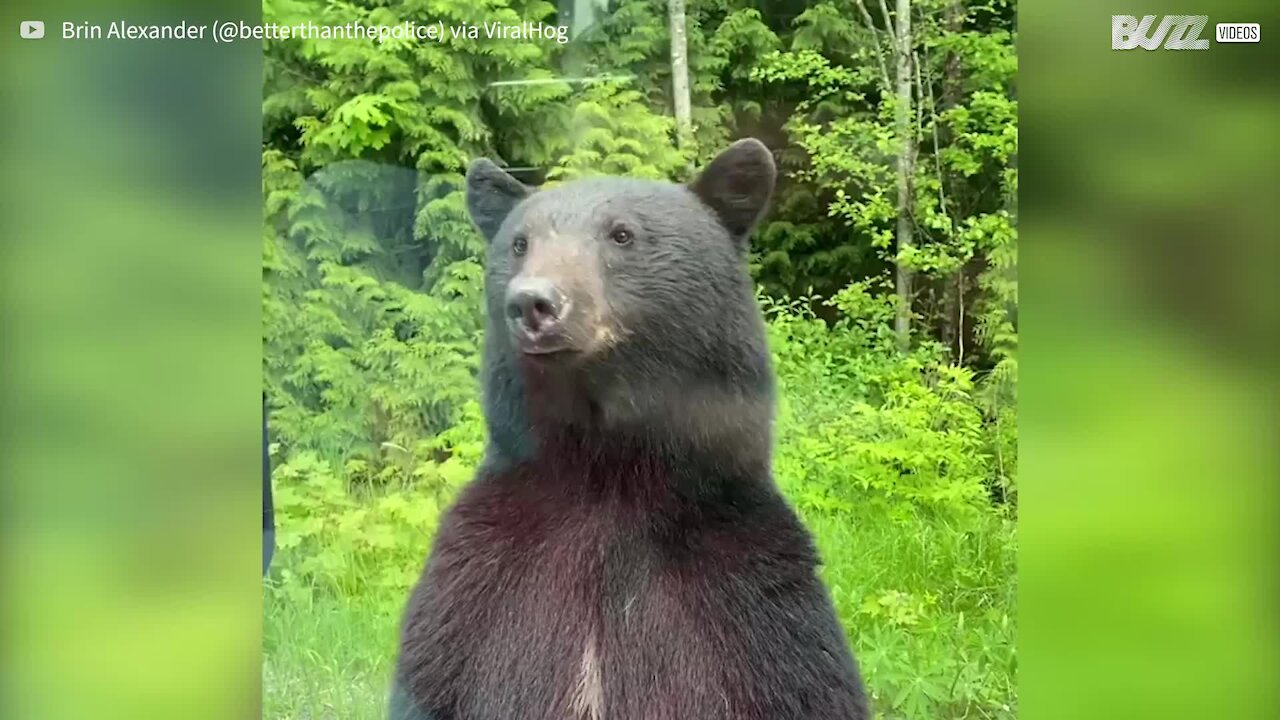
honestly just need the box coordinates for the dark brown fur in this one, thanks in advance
[391,141,869,720]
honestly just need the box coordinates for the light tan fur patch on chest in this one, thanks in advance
[569,637,603,720]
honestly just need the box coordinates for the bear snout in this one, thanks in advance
[506,277,564,333]
[505,277,577,355]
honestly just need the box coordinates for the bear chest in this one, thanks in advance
[444,513,739,720]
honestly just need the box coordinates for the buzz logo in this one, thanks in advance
[1112,15,1210,50]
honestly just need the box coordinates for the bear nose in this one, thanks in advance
[505,278,564,336]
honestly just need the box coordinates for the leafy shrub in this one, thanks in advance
[267,400,485,600]
[770,282,1004,521]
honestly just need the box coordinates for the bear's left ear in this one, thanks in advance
[466,158,532,241]
[688,138,776,242]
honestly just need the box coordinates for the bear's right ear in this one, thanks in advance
[466,159,531,241]
[688,138,777,242]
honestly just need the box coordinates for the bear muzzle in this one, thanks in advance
[505,277,582,358]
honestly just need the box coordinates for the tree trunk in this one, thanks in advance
[893,0,915,349]
[668,0,693,150]
[941,0,964,358]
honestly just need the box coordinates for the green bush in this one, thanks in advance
[769,282,1007,521]
[268,399,485,601]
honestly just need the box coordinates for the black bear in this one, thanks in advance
[390,140,869,720]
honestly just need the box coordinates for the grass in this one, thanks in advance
[263,502,1016,720]
[811,510,1017,718]
[264,582,402,720]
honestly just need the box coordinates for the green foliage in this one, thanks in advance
[750,1,1018,363]
[268,398,485,601]
[547,82,691,182]
[768,283,1003,520]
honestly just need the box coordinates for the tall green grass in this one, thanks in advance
[264,504,1014,719]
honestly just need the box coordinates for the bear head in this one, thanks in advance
[466,140,778,468]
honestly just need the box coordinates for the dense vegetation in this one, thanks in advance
[261,0,1017,718]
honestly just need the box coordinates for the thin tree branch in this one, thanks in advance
[923,56,949,220]
[890,0,914,349]
[958,270,965,365]
[853,0,892,89]
[878,0,897,42]
[914,49,946,219]
[914,51,924,151]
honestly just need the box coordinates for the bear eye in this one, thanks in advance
[609,227,634,246]
[512,234,528,256]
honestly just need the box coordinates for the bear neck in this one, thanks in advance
[482,353,775,495]
[487,424,773,508]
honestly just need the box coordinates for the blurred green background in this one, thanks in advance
[1021,0,1279,719]
[1,0,263,718]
